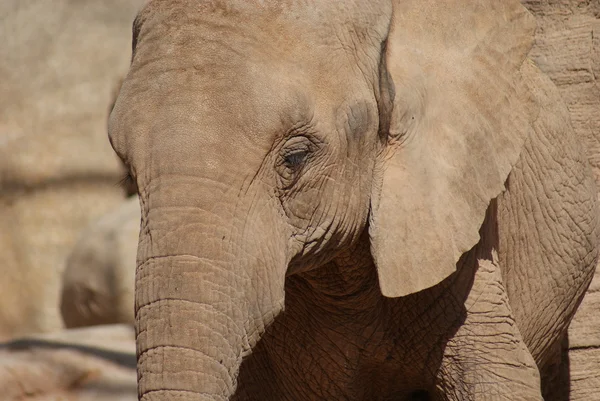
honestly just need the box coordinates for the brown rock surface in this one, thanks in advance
[0,1,144,340]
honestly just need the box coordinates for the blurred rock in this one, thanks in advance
[61,197,140,328]
[0,1,145,340]
[0,324,136,401]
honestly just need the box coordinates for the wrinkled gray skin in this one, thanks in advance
[109,0,599,399]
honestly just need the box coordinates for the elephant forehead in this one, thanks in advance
[109,53,323,184]
[131,0,388,83]
[109,0,387,174]
[134,0,390,48]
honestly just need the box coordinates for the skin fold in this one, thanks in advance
[108,0,599,399]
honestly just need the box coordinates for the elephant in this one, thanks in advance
[108,0,600,399]
[61,197,140,328]
[519,2,600,399]
[0,0,144,340]
[521,0,600,186]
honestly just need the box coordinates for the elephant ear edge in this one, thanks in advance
[369,0,537,298]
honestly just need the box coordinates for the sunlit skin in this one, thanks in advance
[109,0,599,399]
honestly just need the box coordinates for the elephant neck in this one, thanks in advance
[291,233,382,318]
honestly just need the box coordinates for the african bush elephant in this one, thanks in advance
[61,197,140,328]
[520,2,600,399]
[109,0,599,399]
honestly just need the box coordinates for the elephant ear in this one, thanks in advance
[370,0,537,297]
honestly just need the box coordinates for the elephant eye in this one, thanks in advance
[276,136,318,188]
[283,150,309,170]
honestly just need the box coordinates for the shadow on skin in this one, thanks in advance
[232,203,542,400]
[233,261,466,400]
[540,334,571,401]
[233,224,473,400]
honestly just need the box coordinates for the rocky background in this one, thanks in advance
[0,1,142,399]
[0,1,598,400]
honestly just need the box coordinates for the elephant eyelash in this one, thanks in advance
[276,147,312,190]
[118,172,133,187]
[276,134,323,191]
[117,172,138,196]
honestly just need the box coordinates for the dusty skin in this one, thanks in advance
[520,2,600,399]
[108,0,600,400]
[0,1,600,400]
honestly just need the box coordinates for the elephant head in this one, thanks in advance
[109,0,536,398]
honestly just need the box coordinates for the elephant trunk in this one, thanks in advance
[134,184,286,400]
